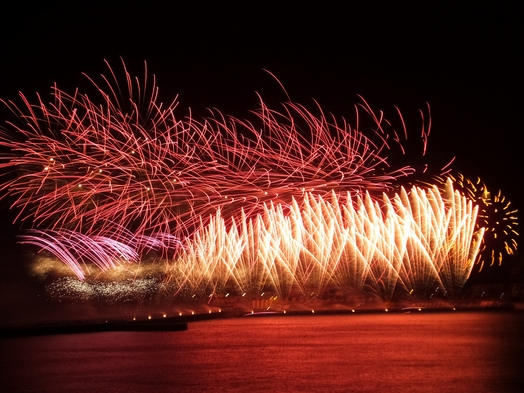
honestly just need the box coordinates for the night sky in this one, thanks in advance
[0,2,522,277]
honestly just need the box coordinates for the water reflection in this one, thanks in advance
[1,312,523,393]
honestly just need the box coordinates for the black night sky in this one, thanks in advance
[0,2,523,283]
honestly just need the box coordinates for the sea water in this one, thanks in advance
[1,311,523,393]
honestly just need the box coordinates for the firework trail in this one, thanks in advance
[36,180,484,301]
[0,62,432,262]
[0,61,511,301]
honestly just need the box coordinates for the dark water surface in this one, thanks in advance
[1,311,523,393]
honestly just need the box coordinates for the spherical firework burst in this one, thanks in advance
[431,173,519,270]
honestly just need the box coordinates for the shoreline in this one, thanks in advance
[1,301,521,339]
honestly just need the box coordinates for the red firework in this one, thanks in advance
[0,61,448,279]
[0,61,432,238]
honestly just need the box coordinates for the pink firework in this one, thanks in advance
[0,61,434,273]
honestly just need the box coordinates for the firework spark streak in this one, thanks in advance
[0,61,512,301]
[431,173,519,270]
[0,64,429,250]
[32,181,483,301]
[163,180,483,301]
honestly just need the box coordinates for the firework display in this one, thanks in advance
[0,61,517,302]
[431,173,519,270]
[35,181,482,303]
[0,61,420,241]
[164,180,483,301]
